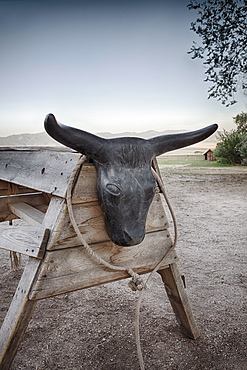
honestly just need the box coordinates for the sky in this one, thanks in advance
[0,0,246,137]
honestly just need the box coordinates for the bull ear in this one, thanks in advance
[149,124,218,157]
[44,114,106,161]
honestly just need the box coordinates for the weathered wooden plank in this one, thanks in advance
[47,200,108,249]
[0,257,42,370]
[41,195,67,244]
[9,202,45,227]
[46,193,169,250]
[0,193,48,222]
[0,226,49,258]
[147,193,169,230]
[30,230,176,299]
[158,264,200,339]
[0,150,82,197]
[72,164,98,203]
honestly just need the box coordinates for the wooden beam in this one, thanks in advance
[9,202,45,227]
[30,231,177,300]
[72,164,98,203]
[0,257,42,370]
[158,264,200,340]
[0,226,49,258]
[0,192,48,222]
[0,150,82,197]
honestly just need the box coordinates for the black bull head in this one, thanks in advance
[45,114,217,247]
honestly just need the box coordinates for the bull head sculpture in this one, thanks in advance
[45,114,217,247]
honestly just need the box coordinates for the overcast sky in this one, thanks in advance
[0,0,246,137]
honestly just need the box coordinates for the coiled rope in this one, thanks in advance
[66,155,177,370]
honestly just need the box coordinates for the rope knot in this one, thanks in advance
[127,271,146,291]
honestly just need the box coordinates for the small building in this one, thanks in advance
[203,149,215,161]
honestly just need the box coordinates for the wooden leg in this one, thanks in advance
[158,263,200,339]
[0,257,41,370]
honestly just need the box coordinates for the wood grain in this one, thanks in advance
[0,150,82,197]
[72,164,98,203]
[9,202,45,227]
[0,257,42,369]
[0,226,49,258]
[0,193,48,222]
[30,230,176,299]
[158,265,200,339]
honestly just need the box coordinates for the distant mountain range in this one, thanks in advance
[0,132,55,146]
[0,129,217,147]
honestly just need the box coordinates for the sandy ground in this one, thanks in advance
[0,165,246,369]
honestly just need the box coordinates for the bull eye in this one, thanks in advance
[106,183,121,196]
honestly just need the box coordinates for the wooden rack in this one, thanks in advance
[0,147,199,369]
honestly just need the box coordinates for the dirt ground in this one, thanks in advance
[0,165,246,370]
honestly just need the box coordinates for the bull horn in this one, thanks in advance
[44,114,106,161]
[149,124,218,156]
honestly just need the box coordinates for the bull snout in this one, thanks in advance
[113,232,145,247]
[108,225,146,247]
[111,231,145,247]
